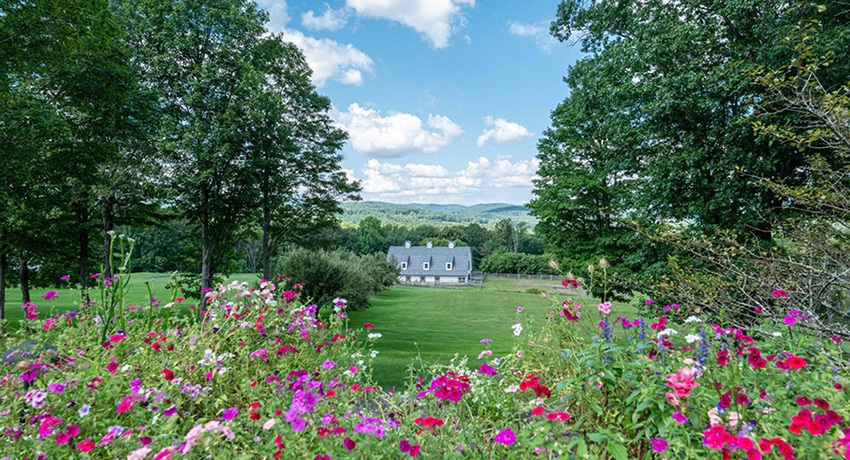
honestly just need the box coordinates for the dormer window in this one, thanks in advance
[423,262,430,270]
[400,262,407,270]
[446,262,452,271]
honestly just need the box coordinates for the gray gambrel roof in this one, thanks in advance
[387,244,472,276]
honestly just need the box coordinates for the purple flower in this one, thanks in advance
[322,360,336,370]
[672,411,688,423]
[41,290,57,300]
[645,299,654,305]
[480,338,493,343]
[784,315,796,326]
[494,427,516,446]
[478,363,498,376]
[650,438,668,452]
[343,437,356,451]
[221,407,238,420]
[516,306,523,313]
[59,275,70,281]
[163,406,178,417]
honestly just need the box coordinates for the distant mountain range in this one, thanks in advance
[340,202,537,228]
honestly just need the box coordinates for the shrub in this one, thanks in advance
[275,249,397,311]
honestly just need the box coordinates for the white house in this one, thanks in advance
[386,241,472,285]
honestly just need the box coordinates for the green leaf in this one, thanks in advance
[606,442,629,460]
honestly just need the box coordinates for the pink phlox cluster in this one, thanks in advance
[430,371,471,402]
[664,365,699,407]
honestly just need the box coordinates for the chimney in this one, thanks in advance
[426,240,433,248]
[448,241,455,249]
[404,240,411,248]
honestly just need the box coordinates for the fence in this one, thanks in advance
[478,272,561,281]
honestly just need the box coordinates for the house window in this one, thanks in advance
[400,262,407,270]
[423,262,430,270]
[446,262,452,271]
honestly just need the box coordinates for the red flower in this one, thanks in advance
[75,437,95,452]
[363,322,375,329]
[160,368,174,381]
[786,356,806,370]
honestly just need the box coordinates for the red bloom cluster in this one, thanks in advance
[530,405,570,421]
[429,372,470,402]
[559,301,581,322]
[650,316,667,331]
[788,396,843,436]
[414,416,444,435]
[703,425,794,459]
[519,373,551,398]
[561,278,579,289]
[776,355,807,370]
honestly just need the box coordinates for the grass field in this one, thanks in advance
[1,273,638,389]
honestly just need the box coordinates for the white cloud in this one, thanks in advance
[334,103,463,157]
[346,0,475,48]
[476,117,533,147]
[302,5,349,31]
[254,0,372,87]
[255,0,291,32]
[508,20,560,52]
[280,30,374,87]
[354,156,540,204]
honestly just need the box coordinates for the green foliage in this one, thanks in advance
[480,252,557,275]
[275,249,397,311]
[340,202,537,228]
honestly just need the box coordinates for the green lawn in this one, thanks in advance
[348,282,637,389]
[0,272,259,328]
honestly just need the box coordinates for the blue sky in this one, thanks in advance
[256,1,583,205]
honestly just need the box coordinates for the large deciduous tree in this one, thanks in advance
[537,0,848,245]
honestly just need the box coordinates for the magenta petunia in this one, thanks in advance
[221,407,238,420]
[41,290,57,300]
[672,412,689,423]
[650,438,668,452]
[494,427,516,446]
[784,315,796,326]
[343,437,356,451]
[59,274,70,281]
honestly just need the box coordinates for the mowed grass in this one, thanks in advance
[348,281,638,389]
[0,272,259,329]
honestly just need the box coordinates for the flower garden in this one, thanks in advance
[1,272,849,459]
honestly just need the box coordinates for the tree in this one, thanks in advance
[245,38,359,280]
[543,0,849,242]
[120,0,275,292]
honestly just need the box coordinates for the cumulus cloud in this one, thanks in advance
[302,5,349,31]
[476,117,533,147]
[354,156,540,204]
[255,0,291,33]
[346,0,475,48]
[334,103,463,157]
[253,0,372,87]
[280,30,374,87]
[508,20,560,52]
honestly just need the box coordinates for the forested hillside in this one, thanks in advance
[340,202,536,227]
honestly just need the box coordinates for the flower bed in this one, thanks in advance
[1,275,848,459]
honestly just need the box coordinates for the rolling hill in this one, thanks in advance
[340,201,537,228]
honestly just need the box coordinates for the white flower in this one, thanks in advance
[657,328,678,340]
[685,334,701,343]
[684,316,703,323]
[772,332,782,337]
[367,333,382,340]
[504,385,519,393]
[370,350,379,359]
[511,323,523,336]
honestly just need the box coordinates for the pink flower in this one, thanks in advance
[494,427,516,446]
[41,290,57,300]
[343,437,356,451]
[649,438,668,452]
[76,437,95,452]
[480,338,493,343]
[771,289,788,297]
[478,363,498,376]
[597,302,612,315]
[60,274,70,281]
[672,412,689,423]
[784,315,796,326]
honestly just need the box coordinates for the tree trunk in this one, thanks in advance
[200,210,214,295]
[103,197,115,279]
[79,226,89,296]
[0,250,7,332]
[262,203,271,281]
[19,255,30,304]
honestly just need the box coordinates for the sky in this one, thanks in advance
[256,0,584,205]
